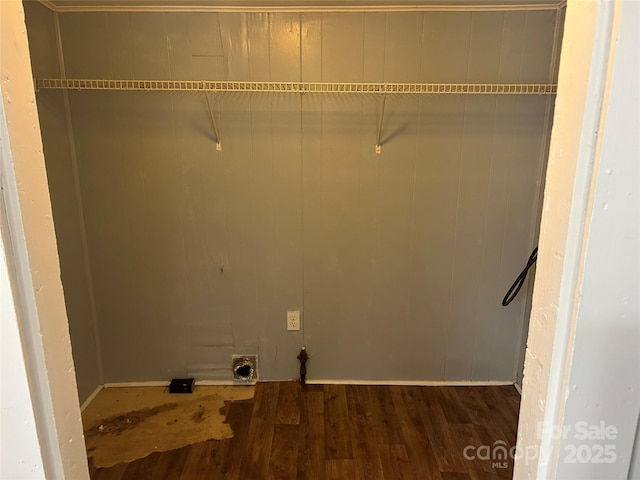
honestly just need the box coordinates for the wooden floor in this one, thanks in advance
[89,382,521,480]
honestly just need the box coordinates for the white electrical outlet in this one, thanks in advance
[287,310,300,331]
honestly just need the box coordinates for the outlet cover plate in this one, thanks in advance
[287,310,300,331]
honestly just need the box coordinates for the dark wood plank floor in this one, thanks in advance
[89,382,521,480]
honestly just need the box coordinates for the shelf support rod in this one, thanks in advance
[205,93,222,151]
[375,93,387,154]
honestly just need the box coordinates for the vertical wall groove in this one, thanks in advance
[53,11,104,385]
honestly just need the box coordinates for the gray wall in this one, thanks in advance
[28,7,561,383]
[24,2,102,403]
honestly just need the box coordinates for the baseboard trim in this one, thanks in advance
[80,385,103,412]
[81,380,252,411]
[514,382,523,395]
[102,379,250,388]
[305,379,515,387]
[103,381,169,388]
[96,379,514,395]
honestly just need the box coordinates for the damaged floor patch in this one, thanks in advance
[82,386,255,468]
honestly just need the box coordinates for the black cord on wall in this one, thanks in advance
[502,247,538,307]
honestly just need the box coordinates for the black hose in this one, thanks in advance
[502,247,538,307]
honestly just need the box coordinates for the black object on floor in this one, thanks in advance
[169,378,195,393]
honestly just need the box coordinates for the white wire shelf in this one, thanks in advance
[35,78,557,95]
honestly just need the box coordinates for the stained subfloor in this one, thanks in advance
[83,385,255,468]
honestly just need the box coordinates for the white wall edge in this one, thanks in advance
[514,382,522,395]
[536,2,616,478]
[0,2,88,477]
[511,3,565,385]
[36,0,565,13]
[514,1,621,479]
[79,385,103,412]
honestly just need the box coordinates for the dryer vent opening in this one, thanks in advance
[232,355,257,382]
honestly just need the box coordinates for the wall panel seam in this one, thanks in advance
[53,12,105,385]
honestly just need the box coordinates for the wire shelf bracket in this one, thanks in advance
[375,93,387,154]
[204,92,222,151]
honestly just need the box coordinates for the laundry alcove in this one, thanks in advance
[23,0,564,405]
